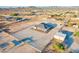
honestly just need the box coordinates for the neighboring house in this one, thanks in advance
[33,22,57,32]
[16,18,22,22]
[73,25,79,28]
[16,18,31,22]
[54,32,66,43]
[4,16,13,21]
[72,23,79,28]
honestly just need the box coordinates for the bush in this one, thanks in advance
[75,32,79,37]
[11,13,19,16]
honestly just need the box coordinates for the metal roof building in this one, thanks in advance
[54,32,66,43]
[33,22,57,32]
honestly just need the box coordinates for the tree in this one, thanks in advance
[11,13,19,16]
[73,15,77,18]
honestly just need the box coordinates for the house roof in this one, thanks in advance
[20,37,33,43]
[0,43,8,48]
[36,22,56,30]
[11,40,21,46]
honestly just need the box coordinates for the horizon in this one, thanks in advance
[1,6,79,8]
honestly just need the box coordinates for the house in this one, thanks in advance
[0,43,9,49]
[11,40,23,47]
[73,25,79,28]
[16,18,31,22]
[20,37,33,43]
[54,32,66,43]
[4,16,13,21]
[16,18,22,22]
[33,22,57,32]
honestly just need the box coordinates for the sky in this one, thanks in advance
[0,0,79,6]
